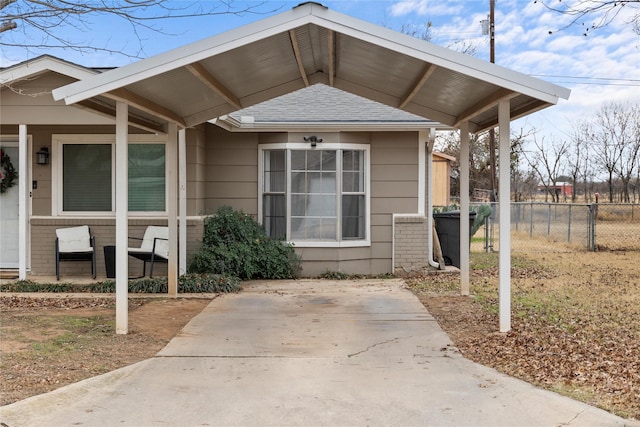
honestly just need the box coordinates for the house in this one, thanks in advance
[1,2,570,333]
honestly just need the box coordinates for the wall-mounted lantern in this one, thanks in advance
[36,147,50,165]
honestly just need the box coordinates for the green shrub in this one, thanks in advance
[189,206,301,279]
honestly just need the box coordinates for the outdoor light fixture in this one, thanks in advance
[304,135,323,147]
[36,147,50,165]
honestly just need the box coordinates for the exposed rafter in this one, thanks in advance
[475,98,549,133]
[453,88,518,128]
[398,64,437,109]
[327,30,335,87]
[105,88,187,128]
[76,99,166,134]
[185,63,242,110]
[289,29,310,87]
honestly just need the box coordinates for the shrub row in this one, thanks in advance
[0,273,240,294]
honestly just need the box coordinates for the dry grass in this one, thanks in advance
[408,248,640,420]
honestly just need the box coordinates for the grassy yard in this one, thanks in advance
[407,248,640,420]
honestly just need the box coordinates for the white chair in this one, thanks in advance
[55,226,96,280]
[127,226,169,278]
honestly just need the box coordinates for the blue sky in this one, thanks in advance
[2,0,639,141]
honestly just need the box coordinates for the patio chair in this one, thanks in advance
[127,226,169,278]
[55,225,96,281]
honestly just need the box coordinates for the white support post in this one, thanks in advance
[115,102,129,335]
[459,122,470,296]
[418,131,426,216]
[178,129,187,276]
[18,125,28,280]
[498,99,511,333]
[167,123,178,296]
[425,128,441,270]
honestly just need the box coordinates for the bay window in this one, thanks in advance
[259,143,369,246]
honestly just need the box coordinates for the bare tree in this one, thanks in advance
[612,103,640,202]
[567,119,590,202]
[536,0,640,36]
[592,102,635,202]
[522,134,569,202]
[1,0,274,59]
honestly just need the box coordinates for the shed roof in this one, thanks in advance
[51,2,570,134]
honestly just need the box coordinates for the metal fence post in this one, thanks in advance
[547,204,551,236]
[567,204,572,243]
[529,202,534,237]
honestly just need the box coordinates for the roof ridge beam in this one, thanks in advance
[289,29,310,87]
[399,63,437,109]
[106,88,186,128]
[185,62,241,110]
[454,88,518,129]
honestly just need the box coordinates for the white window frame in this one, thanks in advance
[258,142,370,248]
[52,134,167,217]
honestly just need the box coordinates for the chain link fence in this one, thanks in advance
[469,202,640,253]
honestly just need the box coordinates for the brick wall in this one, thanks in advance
[393,215,429,275]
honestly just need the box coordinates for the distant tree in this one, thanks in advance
[522,134,569,202]
[592,102,636,202]
[0,0,274,59]
[436,128,531,201]
[536,0,640,36]
[568,119,590,202]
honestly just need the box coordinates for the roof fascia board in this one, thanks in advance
[310,11,570,104]
[52,3,569,107]
[212,118,447,132]
[51,5,319,104]
[1,55,98,85]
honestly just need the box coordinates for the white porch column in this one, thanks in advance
[115,102,129,335]
[178,129,187,276]
[418,131,426,216]
[18,125,28,280]
[498,99,511,332]
[424,128,441,270]
[459,122,470,296]
[167,123,178,296]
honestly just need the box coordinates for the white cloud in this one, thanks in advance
[388,0,463,17]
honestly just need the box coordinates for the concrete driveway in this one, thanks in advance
[1,279,636,427]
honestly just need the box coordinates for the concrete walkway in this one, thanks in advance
[1,279,637,427]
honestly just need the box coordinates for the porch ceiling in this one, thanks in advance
[52,2,570,134]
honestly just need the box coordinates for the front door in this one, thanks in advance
[1,143,20,268]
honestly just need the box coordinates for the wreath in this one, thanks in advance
[1,149,18,194]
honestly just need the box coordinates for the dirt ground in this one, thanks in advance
[0,296,213,405]
[1,249,639,421]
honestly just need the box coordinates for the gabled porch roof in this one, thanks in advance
[52,2,570,134]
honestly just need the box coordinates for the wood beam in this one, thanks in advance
[453,88,517,128]
[76,99,166,134]
[289,29,310,87]
[185,62,241,110]
[106,88,186,128]
[399,64,437,109]
[328,30,335,87]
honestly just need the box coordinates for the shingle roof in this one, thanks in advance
[229,84,432,123]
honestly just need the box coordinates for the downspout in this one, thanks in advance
[424,128,441,270]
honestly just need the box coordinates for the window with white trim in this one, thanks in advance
[259,143,369,246]
[53,135,166,215]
